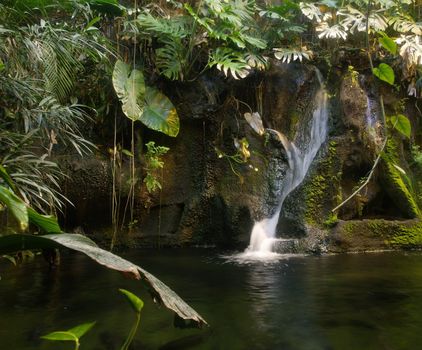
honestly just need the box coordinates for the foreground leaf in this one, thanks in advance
[372,63,395,85]
[119,289,144,313]
[41,331,77,342]
[0,185,28,231]
[0,234,207,327]
[68,322,96,338]
[28,208,61,233]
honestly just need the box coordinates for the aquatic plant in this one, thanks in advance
[40,289,144,349]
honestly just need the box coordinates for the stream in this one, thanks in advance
[1,249,422,349]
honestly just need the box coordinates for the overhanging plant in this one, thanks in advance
[0,169,207,327]
[112,59,180,137]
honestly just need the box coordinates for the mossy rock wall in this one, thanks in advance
[329,219,422,252]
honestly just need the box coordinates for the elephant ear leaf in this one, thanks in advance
[141,88,180,137]
[112,60,145,121]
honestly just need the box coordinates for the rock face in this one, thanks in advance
[132,62,321,247]
[63,61,422,251]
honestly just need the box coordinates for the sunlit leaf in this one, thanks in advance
[372,63,395,85]
[393,164,406,175]
[244,112,265,135]
[68,322,96,338]
[379,33,397,55]
[0,185,28,231]
[119,289,144,313]
[141,88,180,137]
[112,60,145,121]
[28,208,61,233]
[41,331,77,342]
[390,114,411,138]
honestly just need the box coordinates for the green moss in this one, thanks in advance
[304,141,342,226]
[289,112,300,139]
[382,138,421,218]
[323,212,339,228]
[388,222,422,246]
[337,219,422,249]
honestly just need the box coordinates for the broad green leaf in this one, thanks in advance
[0,58,4,72]
[28,208,61,233]
[379,34,397,55]
[119,289,144,313]
[372,63,395,85]
[390,114,411,138]
[112,60,145,121]
[68,322,96,338]
[0,234,207,327]
[141,88,180,137]
[41,331,77,342]
[0,185,28,231]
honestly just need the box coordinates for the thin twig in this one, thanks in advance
[332,137,387,213]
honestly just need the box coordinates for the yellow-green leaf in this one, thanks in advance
[68,322,96,338]
[0,185,28,231]
[379,34,397,55]
[119,289,144,313]
[141,88,180,137]
[41,331,77,342]
[390,114,411,138]
[372,63,395,85]
[28,207,61,233]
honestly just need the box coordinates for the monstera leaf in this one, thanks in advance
[141,88,180,137]
[112,60,145,121]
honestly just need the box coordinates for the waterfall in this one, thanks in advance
[246,71,329,255]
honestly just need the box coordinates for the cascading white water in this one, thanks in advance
[246,71,329,255]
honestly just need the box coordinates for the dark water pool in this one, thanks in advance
[1,249,422,350]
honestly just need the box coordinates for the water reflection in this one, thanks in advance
[2,251,422,349]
